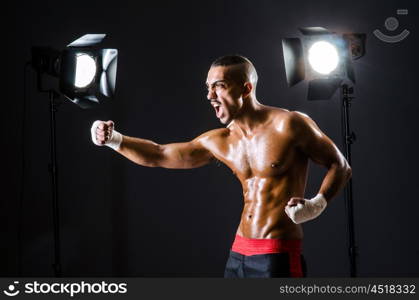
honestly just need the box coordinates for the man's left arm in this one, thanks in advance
[285,111,352,224]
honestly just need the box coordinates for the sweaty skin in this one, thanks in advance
[96,64,351,240]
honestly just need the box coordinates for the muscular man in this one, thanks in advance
[91,55,351,278]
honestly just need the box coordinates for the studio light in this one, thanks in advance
[282,27,365,100]
[31,34,118,108]
[74,53,97,88]
[27,33,118,276]
[308,41,339,75]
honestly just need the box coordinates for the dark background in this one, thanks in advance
[2,0,418,277]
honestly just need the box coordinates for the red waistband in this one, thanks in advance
[231,234,302,256]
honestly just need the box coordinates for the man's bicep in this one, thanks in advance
[160,138,214,169]
[294,113,345,168]
[305,133,345,168]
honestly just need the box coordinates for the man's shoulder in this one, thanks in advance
[263,105,290,115]
[288,110,313,125]
[192,128,230,153]
[195,127,230,143]
[264,108,321,141]
[267,107,312,126]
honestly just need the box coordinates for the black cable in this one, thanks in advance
[18,61,31,276]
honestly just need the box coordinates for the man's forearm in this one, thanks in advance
[318,161,352,201]
[116,135,163,167]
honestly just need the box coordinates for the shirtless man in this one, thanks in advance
[91,55,352,278]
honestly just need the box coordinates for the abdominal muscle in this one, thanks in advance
[235,175,305,240]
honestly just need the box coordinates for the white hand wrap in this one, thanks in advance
[91,120,123,150]
[285,194,327,224]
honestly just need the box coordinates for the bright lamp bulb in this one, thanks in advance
[308,41,339,75]
[74,54,96,88]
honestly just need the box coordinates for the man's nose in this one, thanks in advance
[207,88,216,100]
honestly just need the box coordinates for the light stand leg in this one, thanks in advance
[341,84,357,277]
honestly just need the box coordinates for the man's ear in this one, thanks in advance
[243,82,253,97]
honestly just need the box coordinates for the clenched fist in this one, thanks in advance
[284,194,327,224]
[91,120,122,150]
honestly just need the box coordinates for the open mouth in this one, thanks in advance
[211,101,222,118]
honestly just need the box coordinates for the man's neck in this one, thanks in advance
[228,97,265,135]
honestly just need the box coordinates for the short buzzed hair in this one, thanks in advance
[211,55,251,67]
[211,55,258,92]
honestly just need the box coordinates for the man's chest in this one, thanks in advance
[211,130,299,178]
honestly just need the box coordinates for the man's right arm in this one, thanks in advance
[91,120,214,169]
[117,136,213,169]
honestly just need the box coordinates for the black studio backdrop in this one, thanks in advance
[2,0,418,277]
